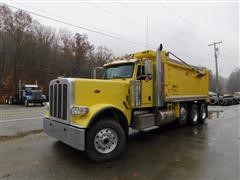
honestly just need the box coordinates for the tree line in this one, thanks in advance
[0,5,112,103]
[0,5,239,103]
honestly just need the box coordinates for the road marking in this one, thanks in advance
[0,117,43,123]
[1,111,42,114]
[0,109,44,113]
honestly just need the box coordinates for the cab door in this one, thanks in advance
[137,65,153,107]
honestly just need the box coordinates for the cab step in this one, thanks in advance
[141,126,159,132]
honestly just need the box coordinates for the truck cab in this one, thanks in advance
[6,83,46,106]
[21,85,44,106]
[44,47,209,162]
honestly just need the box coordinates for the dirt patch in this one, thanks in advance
[0,129,43,142]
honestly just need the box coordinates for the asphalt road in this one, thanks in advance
[0,104,239,179]
[0,105,44,136]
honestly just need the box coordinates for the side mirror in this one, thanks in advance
[144,60,152,76]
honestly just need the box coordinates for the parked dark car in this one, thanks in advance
[222,95,235,105]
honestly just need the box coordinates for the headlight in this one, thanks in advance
[71,106,89,115]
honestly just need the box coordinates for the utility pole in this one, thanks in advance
[208,41,222,96]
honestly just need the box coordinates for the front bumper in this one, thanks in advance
[43,118,85,151]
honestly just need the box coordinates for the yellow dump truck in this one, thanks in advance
[43,45,209,162]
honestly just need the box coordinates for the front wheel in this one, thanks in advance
[86,119,126,162]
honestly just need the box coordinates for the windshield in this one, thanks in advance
[104,64,134,79]
[25,87,38,91]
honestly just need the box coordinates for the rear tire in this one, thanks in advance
[199,103,207,123]
[188,104,199,126]
[8,97,12,105]
[5,98,8,104]
[177,103,188,126]
[86,119,126,162]
[218,98,224,106]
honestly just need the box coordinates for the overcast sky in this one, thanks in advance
[2,0,239,77]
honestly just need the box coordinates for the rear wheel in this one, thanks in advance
[8,97,12,105]
[5,98,8,104]
[177,103,188,126]
[218,98,224,106]
[188,104,199,126]
[86,119,126,162]
[199,103,207,123]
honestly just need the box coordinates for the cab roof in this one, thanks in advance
[103,59,139,67]
[24,85,38,88]
[103,50,157,67]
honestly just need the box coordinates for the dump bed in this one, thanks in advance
[134,50,209,103]
[163,56,209,102]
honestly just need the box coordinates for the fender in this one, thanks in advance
[71,103,131,129]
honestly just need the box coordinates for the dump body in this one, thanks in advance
[164,58,208,102]
[134,50,209,104]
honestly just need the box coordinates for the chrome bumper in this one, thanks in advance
[43,118,85,151]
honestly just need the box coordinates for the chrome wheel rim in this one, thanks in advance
[94,128,118,154]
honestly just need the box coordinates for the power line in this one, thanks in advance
[121,1,237,57]
[0,2,215,64]
[156,2,221,40]
[8,0,149,48]
[5,3,216,60]
[86,2,213,54]
[1,3,149,48]
[221,54,240,59]
[118,2,209,46]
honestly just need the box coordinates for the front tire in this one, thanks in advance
[86,119,126,162]
[188,104,199,126]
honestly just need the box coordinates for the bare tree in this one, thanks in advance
[0,5,114,103]
[93,46,113,67]
[0,5,32,93]
[227,68,240,93]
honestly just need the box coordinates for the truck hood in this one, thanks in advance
[73,78,130,107]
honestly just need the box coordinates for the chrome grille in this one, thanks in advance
[31,90,43,99]
[49,81,68,120]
